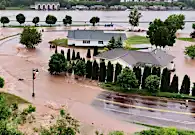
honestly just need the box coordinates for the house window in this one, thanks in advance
[83,40,90,44]
[98,41,103,44]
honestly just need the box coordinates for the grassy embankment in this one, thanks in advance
[124,35,150,50]
[49,38,68,47]
[100,83,195,100]
[177,38,195,42]
[0,92,28,105]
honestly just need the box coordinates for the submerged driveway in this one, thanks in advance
[0,28,195,131]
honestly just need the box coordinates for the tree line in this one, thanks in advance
[48,48,195,96]
[0,14,101,27]
[0,0,185,10]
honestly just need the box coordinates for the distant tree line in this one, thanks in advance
[0,14,100,27]
[0,0,185,10]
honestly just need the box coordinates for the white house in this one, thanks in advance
[95,48,175,72]
[67,30,127,47]
[34,2,60,10]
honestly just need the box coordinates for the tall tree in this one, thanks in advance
[114,63,122,82]
[67,49,70,61]
[180,75,191,95]
[86,60,92,79]
[152,67,161,77]
[82,57,85,63]
[16,13,25,25]
[67,61,73,74]
[76,52,80,60]
[115,36,123,48]
[20,27,42,48]
[46,15,57,27]
[0,16,10,27]
[61,49,64,55]
[72,49,76,60]
[169,74,179,93]
[73,60,86,77]
[141,66,151,89]
[164,14,185,33]
[160,68,171,92]
[63,15,72,26]
[0,77,4,88]
[133,66,142,86]
[99,61,106,82]
[107,37,115,50]
[93,46,98,56]
[128,8,142,29]
[106,61,114,83]
[32,16,39,26]
[90,17,100,26]
[86,49,91,58]
[147,19,175,48]
[192,83,195,96]
[48,53,67,75]
[92,60,99,80]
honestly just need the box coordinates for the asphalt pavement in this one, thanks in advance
[92,91,195,130]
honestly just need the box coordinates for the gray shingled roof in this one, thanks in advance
[96,48,175,67]
[67,30,127,41]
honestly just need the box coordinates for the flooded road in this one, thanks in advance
[93,91,195,130]
[0,27,195,131]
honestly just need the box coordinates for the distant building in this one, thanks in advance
[120,0,177,2]
[67,30,127,47]
[34,2,60,10]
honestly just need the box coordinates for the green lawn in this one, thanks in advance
[0,92,28,105]
[100,83,195,100]
[49,38,68,47]
[125,35,150,45]
[177,38,195,42]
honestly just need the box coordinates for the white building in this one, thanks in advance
[34,2,60,10]
[67,30,127,47]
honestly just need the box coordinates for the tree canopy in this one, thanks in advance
[117,67,139,89]
[90,17,100,26]
[0,94,35,135]
[48,53,67,75]
[20,27,42,48]
[147,14,185,48]
[32,16,40,26]
[46,15,57,26]
[16,13,25,25]
[107,36,123,50]
[0,16,10,27]
[184,45,195,59]
[145,75,160,93]
[63,15,72,26]
[73,60,86,77]
[128,8,142,27]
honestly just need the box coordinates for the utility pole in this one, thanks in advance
[32,68,39,97]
